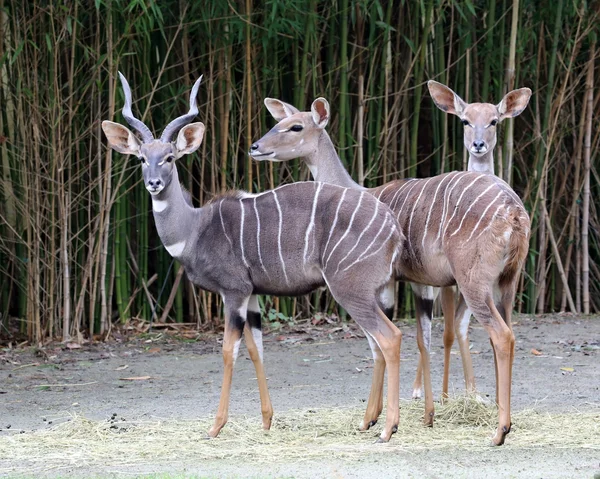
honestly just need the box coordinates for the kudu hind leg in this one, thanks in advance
[208,295,248,438]
[464,290,515,446]
[411,284,435,426]
[243,295,273,430]
[359,329,386,431]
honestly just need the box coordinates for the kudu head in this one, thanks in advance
[249,97,330,161]
[428,80,531,159]
[102,73,205,195]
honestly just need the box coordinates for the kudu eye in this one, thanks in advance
[165,155,175,163]
[490,119,498,127]
[290,125,304,132]
[461,119,470,126]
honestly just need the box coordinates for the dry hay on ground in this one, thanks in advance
[0,397,598,474]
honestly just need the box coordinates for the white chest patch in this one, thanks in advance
[165,240,186,257]
[152,199,168,212]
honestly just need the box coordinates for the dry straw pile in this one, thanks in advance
[1,397,598,474]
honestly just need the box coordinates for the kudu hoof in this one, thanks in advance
[490,423,512,446]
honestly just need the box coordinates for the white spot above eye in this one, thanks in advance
[165,240,186,257]
[152,198,168,212]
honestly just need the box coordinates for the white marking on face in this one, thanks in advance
[304,183,323,265]
[253,198,269,278]
[152,198,168,212]
[325,191,364,268]
[299,138,304,145]
[165,240,186,257]
[272,190,289,285]
[239,200,250,268]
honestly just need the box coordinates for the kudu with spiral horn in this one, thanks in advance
[102,73,407,443]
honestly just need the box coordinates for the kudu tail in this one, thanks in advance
[499,209,530,287]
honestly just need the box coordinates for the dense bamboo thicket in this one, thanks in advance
[0,0,598,343]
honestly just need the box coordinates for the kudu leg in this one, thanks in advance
[208,295,248,438]
[411,284,435,426]
[440,286,456,403]
[454,294,476,393]
[464,290,515,446]
[243,295,273,430]
[369,309,402,443]
[360,329,385,431]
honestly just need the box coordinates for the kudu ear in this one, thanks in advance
[427,80,467,117]
[102,121,142,155]
[497,87,532,121]
[175,122,205,157]
[311,97,330,129]
[264,98,300,121]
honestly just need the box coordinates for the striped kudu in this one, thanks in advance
[102,74,405,442]
[250,98,531,445]
[423,80,532,399]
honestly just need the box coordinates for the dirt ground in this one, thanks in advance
[1,314,599,478]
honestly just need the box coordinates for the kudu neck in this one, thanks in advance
[302,130,364,190]
[467,150,495,174]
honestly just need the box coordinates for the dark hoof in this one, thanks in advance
[374,437,388,444]
[368,419,378,429]
[391,425,398,434]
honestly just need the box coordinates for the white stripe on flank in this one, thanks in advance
[407,177,433,250]
[335,199,380,274]
[323,189,347,259]
[219,199,233,247]
[450,183,496,237]
[152,198,168,212]
[253,197,269,277]
[422,174,453,248]
[342,218,396,272]
[239,200,250,268]
[389,180,416,211]
[475,201,506,240]
[325,191,365,268]
[341,215,389,273]
[395,180,421,220]
[272,190,289,285]
[442,174,486,239]
[304,183,323,265]
[437,172,468,241]
[165,240,186,257]
[375,182,394,200]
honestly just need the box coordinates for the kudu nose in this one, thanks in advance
[148,178,163,188]
[473,140,485,149]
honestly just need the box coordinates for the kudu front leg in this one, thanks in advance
[454,294,476,393]
[360,329,385,431]
[208,295,248,438]
[243,295,273,430]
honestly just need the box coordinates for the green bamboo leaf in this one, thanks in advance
[403,35,416,54]
[45,33,52,52]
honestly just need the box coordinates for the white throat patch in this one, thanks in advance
[152,198,168,212]
[165,240,186,257]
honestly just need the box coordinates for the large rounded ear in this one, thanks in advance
[497,87,532,121]
[427,80,467,116]
[264,98,300,121]
[311,97,330,129]
[101,121,142,155]
[175,122,205,157]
